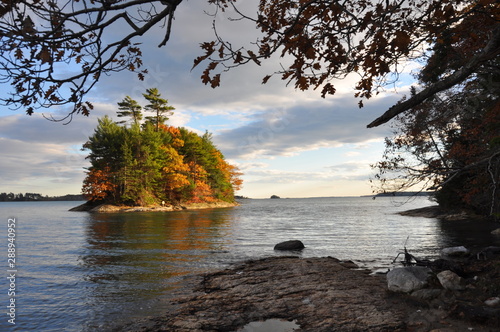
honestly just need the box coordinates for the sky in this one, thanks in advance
[0,1,417,199]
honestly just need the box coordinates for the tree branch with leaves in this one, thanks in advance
[0,0,181,121]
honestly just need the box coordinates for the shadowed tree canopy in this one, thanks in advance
[371,6,500,217]
[0,0,498,126]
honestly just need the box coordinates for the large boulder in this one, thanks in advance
[437,270,465,291]
[387,266,432,293]
[274,240,305,251]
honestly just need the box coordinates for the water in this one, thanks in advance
[0,197,499,331]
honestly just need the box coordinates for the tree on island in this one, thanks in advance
[116,96,143,126]
[143,88,175,132]
[82,90,243,206]
[0,193,84,201]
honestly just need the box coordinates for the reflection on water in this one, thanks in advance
[81,208,234,330]
[1,198,499,331]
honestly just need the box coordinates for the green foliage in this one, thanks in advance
[81,91,242,205]
[117,96,143,126]
[142,88,175,131]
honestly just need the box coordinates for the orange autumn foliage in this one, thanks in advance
[82,167,117,202]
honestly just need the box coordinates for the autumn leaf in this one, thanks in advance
[14,48,23,60]
[37,47,52,64]
[218,44,225,58]
[262,75,272,84]
[234,51,243,64]
[247,50,261,65]
[211,74,221,88]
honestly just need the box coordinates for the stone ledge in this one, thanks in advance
[69,201,239,212]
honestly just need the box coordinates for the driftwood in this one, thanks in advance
[392,237,431,267]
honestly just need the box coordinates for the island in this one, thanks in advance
[72,92,243,212]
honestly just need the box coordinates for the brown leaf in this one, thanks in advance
[234,51,243,64]
[15,48,23,60]
[38,47,52,64]
[192,55,208,70]
[247,50,261,65]
[218,44,225,58]
[211,74,221,88]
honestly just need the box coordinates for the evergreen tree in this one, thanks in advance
[82,116,125,202]
[143,88,175,131]
[116,96,143,126]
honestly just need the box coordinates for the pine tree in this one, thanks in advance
[143,88,175,131]
[116,96,143,126]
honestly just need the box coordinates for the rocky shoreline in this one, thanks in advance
[112,205,500,332]
[69,201,239,213]
[117,253,500,332]
[397,204,486,221]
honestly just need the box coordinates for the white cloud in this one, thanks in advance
[0,137,87,195]
[213,92,395,160]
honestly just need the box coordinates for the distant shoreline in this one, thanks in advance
[69,201,239,213]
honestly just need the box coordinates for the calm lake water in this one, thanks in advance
[1,197,499,331]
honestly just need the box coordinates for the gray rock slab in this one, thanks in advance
[387,266,432,293]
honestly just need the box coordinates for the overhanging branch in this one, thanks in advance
[367,24,500,128]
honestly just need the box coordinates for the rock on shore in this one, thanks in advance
[69,201,238,212]
[273,240,305,251]
[398,205,484,220]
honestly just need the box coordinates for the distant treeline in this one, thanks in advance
[0,192,84,202]
[373,191,433,197]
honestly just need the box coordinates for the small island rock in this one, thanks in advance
[270,195,281,199]
[274,240,305,251]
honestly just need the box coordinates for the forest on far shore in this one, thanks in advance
[0,192,84,201]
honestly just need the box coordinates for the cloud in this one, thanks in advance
[0,104,115,144]
[0,137,87,194]
[213,93,396,160]
[241,159,375,184]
